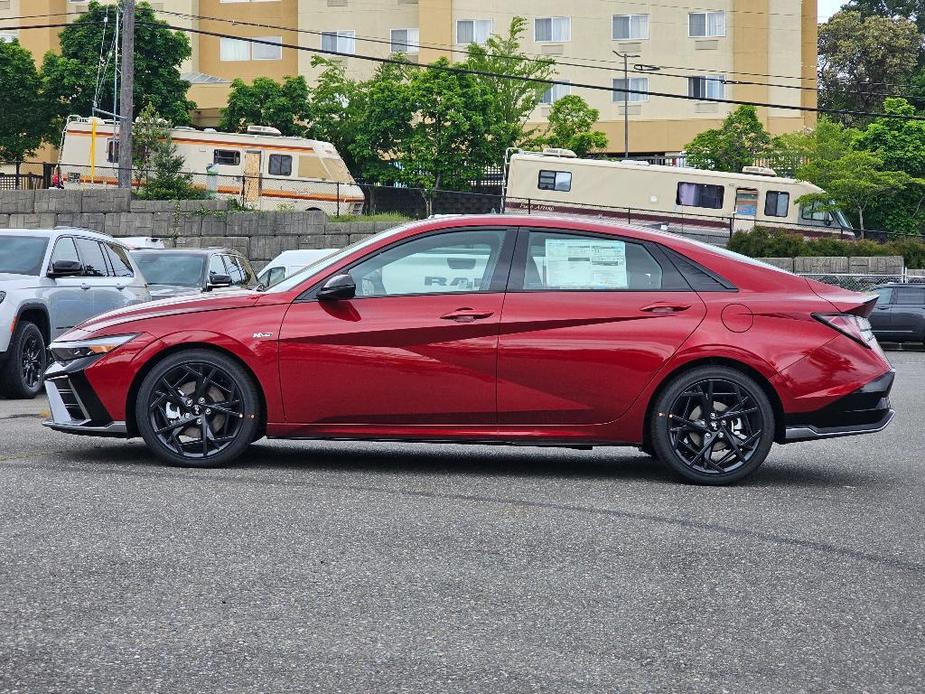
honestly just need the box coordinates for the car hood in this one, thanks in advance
[67,289,265,337]
[0,273,40,288]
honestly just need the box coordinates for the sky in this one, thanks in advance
[818,0,846,21]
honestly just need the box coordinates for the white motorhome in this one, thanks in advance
[503,149,853,239]
[59,117,365,215]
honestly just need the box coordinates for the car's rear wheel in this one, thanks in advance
[649,366,775,485]
[0,321,47,399]
[135,349,261,467]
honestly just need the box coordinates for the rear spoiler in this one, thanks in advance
[803,277,878,317]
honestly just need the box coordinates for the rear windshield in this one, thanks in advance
[131,252,206,287]
[0,236,49,276]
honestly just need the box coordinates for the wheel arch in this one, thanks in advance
[641,356,786,449]
[125,342,268,439]
[16,303,51,344]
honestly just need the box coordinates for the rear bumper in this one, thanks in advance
[42,356,130,438]
[783,371,895,442]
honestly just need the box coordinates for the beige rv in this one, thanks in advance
[59,117,365,214]
[503,150,853,239]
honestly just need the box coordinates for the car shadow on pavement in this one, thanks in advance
[58,439,879,489]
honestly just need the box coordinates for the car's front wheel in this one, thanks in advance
[649,366,775,485]
[135,349,262,467]
[0,321,47,399]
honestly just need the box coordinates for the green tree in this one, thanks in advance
[132,101,170,186]
[817,10,920,122]
[685,105,771,172]
[845,0,925,33]
[0,39,47,174]
[220,76,310,136]
[463,17,556,161]
[42,1,194,128]
[540,95,607,157]
[854,98,925,177]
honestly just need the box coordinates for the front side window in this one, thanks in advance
[765,191,790,217]
[224,256,246,285]
[390,28,420,54]
[321,31,356,54]
[538,170,572,192]
[252,36,282,61]
[456,19,493,45]
[688,75,725,99]
[0,236,49,276]
[535,16,571,42]
[268,154,292,176]
[613,77,649,103]
[613,14,648,40]
[50,237,80,266]
[801,201,831,222]
[520,231,664,291]
[262,266,286,287]
[677,182,725,209]
[348,229,508,298]
[689,11,726,37]
[540,82,571,105]
[214,149,241,166]
[74,238,109,277]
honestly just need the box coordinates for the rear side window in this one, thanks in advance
[677,182,724,209]
[213,149,241,166]
[538,170,572,192]
[765,191,790,217]
[268,154,293,176]
[519,231,667,291]
[105,244,134,278]
[895,287,925,305]
[74,238,110,277]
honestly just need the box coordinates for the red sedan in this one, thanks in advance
[43,215,894,484]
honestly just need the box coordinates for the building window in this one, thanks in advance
[321,31,356,54]
[220,37,251,61]
[677,182,724,209]
[268,154,292,177]
[538,170,572,192]
[689,11,726,37]
[213,150,241,166]
[252,36,282,61]
[612,78,649,102]
[535,16,571,43]
[688,75,725,99]
[765,191,790,217]
[612,14,648,41]
[540,82,571,105]
[0,32,18,44]
[390,28,420,54]
[456,19,493,45]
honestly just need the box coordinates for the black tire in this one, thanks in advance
[0,321,47,399]
[649,366,775,485]
[135,349,262,468]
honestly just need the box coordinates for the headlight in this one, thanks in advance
[50,334,138,362]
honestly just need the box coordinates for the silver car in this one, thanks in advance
[0,228,151,399]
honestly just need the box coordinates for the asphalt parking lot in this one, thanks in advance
[1,352,923,693]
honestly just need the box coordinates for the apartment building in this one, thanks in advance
[2,1,818,155]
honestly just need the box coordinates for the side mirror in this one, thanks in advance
[47,259,84,278]
[208,273,233,290]
[317,273,356,301]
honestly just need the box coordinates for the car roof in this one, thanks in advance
[131,247,239,255]
[0,227,114,242]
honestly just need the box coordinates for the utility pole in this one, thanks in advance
[117,0,136,189]
[613,51,639,160]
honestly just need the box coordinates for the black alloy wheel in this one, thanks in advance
[650,366,774,485]
[0,321,47,399]
[136,349,261,467]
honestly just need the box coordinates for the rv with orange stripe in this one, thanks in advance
[59,117,365,215]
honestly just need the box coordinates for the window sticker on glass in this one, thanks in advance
[545,239,628,289]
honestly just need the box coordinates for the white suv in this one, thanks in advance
[0,228,151,399]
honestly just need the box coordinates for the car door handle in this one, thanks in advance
[80,283,91,291]
[640,303,691,314]
[440,308,495,322]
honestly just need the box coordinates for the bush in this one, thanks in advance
[728,228,925,268]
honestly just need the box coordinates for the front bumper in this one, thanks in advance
[42,356,129,437]
[783,371,895,442]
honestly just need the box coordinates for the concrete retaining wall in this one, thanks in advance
[0,190,397,266]
[759,256,906,274]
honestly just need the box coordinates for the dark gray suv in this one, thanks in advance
[869,283,925,344]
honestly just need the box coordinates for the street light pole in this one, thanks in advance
[613,51,639,159]
[118,0,136,189]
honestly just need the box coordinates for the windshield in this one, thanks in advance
[268,223,417,293]
[0,236,49,276]
[131,252,206,287]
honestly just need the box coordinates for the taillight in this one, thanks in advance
[813,313,876,349]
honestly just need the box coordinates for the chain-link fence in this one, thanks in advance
[797,273,906,292]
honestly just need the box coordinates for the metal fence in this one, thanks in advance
[0,172,47,190]
[797,273,907,292]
